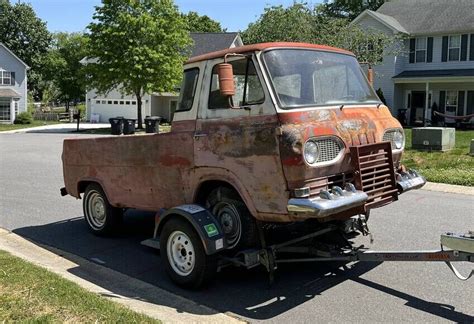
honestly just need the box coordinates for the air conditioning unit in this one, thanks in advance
[412,127,455,151]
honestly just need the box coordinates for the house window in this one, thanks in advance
[113,100,118,105]
[96,100,100,104]
[101,100,106,104]
[131,101,136,105]
[108,100,112,104]
[415,37,426,63]
[0,99,11,121]
[14,102,18,116]
[446,90,458,114]
[120,100,124,105]
[125,101,130,105]
[0,71,11,85]
[448,35,461,61]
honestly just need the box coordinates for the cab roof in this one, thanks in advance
[186,42,355,64]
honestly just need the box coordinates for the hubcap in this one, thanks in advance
[167,231,195,276]
[86,191,106,229]
[212,202,242,249]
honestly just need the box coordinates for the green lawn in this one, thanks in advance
[0,120,61,132]
[0,250,159,323]
[402,129,474,186]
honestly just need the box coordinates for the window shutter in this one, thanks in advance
[427,37,433,62]
[470,34,474,61]
[457,91,465,116]
[467,91,474,115]
[439,91,446,113]
[460,34,468,61]
[10,72,15,86]
[441,36,448,62]
[409,38,415,63]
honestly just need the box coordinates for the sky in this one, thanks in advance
[25,0,322,33]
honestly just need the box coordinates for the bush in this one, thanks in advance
[14,112,33,124]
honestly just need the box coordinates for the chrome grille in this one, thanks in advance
[315,137,344,163]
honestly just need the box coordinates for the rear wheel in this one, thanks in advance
[160,218,217,288]
[206,187,257,251]
[83,183,123,235]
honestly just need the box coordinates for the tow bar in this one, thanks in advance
[221,228,474,282]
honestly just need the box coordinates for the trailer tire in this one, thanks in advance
[83,183,123,236]
[160,217,217,289]
[206,187,257,251]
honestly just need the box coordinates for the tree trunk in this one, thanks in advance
[65,101,69,113]
[136,92,143,129]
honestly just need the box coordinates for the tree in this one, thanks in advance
[0,0,52,98]
[318,0,386,20]
[87,0,191,129]
[182,11,224,32]
[43,33,89,110]
[242,2,401,67]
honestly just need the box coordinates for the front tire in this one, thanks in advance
[83,183,123,235]
[160,218,217,288]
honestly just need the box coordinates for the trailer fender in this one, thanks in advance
[156,205,227,255]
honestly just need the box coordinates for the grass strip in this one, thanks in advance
[0,120,61,132]
[0,250,159,323]
[402,129,474,186]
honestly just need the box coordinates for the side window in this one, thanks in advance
[177,68,199,112]
[209,58,265,109]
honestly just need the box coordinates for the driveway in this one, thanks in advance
[0,132,473,323]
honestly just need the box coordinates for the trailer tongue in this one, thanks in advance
[218,225,474,282]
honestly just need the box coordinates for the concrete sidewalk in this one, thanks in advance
[0,122,110,134]
[0,228,243,324]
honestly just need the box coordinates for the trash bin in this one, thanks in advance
[123,119,136,135]
[109,117,124,135]
[145,116,162,134]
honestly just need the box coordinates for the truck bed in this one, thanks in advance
[62,132,194,210]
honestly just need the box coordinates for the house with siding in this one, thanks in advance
[84,32,243,123]
[352,0,474,126]
[0,43,29,124]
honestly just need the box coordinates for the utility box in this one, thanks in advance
[412,127,455,151]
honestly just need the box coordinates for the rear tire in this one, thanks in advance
[83,183,123,236]
[206,187,258,251]
[160,217,217,288]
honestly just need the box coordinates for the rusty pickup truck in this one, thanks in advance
[61,42,427,288]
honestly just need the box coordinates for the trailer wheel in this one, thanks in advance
[206,187,257,250]
[160,218,217,288]
[83,183,123,235]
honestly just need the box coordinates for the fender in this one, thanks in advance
[155,205,227,255]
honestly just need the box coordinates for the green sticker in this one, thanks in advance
[204,223,218,237]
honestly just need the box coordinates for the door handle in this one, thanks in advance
[194,133,208,139]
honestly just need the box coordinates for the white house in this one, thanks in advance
[352,0,474,126]
[84,32,243,123]
[0,43,29,124]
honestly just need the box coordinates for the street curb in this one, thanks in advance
[422,182,474,196]
[0,228,244,324]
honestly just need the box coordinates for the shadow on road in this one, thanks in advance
[13,212,469,321]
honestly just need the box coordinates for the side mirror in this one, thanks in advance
[217,63,235,97]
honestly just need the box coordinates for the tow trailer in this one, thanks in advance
[143,206,474,284]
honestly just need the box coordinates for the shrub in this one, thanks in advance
[14,112,33,124]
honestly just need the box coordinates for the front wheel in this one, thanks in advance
[160,218,217,289]
[83,183,123,235]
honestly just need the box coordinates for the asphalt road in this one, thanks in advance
[1,131,473,323]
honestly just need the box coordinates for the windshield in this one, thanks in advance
[263,49,380,109]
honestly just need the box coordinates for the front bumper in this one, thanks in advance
[287,184,368,218]
[396,169,426,193]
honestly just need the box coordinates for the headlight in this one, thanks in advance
[304,140,319,165]
[383,129,405,151]
[393,130,404,149]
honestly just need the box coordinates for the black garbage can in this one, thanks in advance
[123,119,136,135]
[109,117,124,135]
[145,116,162,134]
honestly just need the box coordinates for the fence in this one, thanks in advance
[33,111,74,122]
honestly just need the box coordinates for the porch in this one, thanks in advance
[393,69,474,127]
